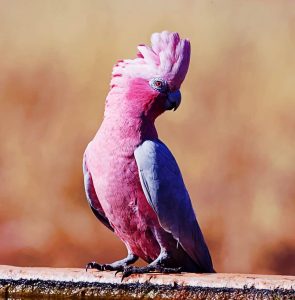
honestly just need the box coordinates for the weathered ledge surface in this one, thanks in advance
[0,265,294,299]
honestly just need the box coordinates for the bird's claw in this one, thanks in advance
[115,267,124,277]
[86,261,182,280]
[121,266,136,281]
[86,261,127,274]
[85,261,103,272]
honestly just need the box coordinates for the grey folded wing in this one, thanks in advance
[134,139,214,272]
[83,153,113,232]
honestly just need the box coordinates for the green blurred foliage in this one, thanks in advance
[0,0,294,275]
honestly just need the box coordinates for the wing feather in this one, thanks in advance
[134,139,214,272]
[83,153,113,232]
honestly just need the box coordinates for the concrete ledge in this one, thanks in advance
[0,265,294,299]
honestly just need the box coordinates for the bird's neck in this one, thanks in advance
[99,113,158,143]
[98,88,159,143]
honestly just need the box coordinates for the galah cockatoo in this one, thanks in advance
[83,31,214,278]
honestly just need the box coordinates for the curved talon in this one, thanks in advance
[121,266,134,281]
[115,268,124,276]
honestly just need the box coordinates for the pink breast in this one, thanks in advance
[87,139,161,261]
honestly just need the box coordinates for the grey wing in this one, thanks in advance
[134,139,214,272]
[83,153,113,232]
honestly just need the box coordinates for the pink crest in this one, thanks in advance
[111,31,191,90]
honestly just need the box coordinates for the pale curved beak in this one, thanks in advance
[166,90,181,111]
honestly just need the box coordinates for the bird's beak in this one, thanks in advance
[166,90,181,111]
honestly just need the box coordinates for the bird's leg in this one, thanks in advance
[119,251,181,280]
[86,252,138,272]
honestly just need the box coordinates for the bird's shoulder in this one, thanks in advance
[134,139,180,175]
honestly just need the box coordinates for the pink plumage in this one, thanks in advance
[84,31,214,277]
[111,31,190,90]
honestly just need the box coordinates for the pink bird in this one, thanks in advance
[83,31,214,278]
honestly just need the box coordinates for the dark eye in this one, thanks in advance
[149,78,168,93]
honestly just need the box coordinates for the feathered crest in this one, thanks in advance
[111,31,191,90]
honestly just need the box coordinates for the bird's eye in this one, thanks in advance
[149,78,168,93]
[154,80,162,88]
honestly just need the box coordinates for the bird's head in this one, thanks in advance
[107,31,190,121]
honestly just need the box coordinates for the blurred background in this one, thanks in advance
[0,0,294,275]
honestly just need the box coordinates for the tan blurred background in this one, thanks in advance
[0,0,294,275]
